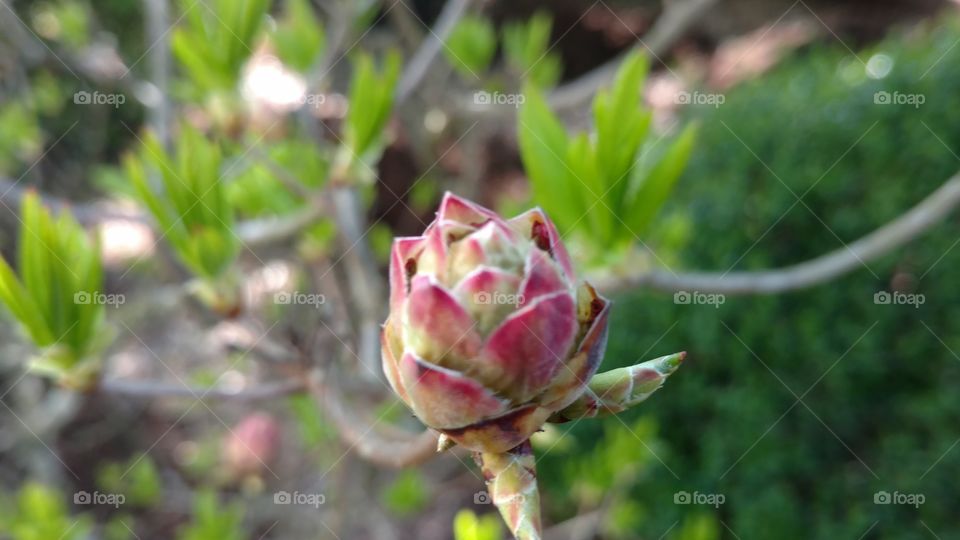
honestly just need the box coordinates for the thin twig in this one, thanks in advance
[99,377,306,401]
[0,175,326,246]
[243,147,314,199]
[308,370,440,468]
[596,170,960,294]
[142,0,172,145]
[385,0,424,51]
[394,0,474,104]
[0,177,146,224]
[237,207,327,246]
[328,186,385,379]
[548,0,716,111]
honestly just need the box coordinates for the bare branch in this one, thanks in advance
[0,175,326,247]
[309,370,439,468]
[142,0,172,144]
[548,0,717,111]
[395,0,474,104]
[596,170,960,295]
[237,208,327,246]
[0,177,146,225]
[385,0,424,51]
[328,186,386,380]
[99,378,306,401]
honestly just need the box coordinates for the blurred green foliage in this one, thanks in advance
[0,72,66,172]
[453,509,503,540]
[0,192,109,387]
[341,51,402,163]
[30,1,91,48]
[519,53,696,262]
[96,455,162,508]
[445,15,497,78]
[287,393,338,448]
[441,10,561,88]
[171,0,270,96]
[381,469,429,517]
[270,0,326,72]
[124,126,239,282]
[502,11,562,88]
[539,17,960,539]
[176,491,245,540]
[227,139,328,216]
[0,483,91,540]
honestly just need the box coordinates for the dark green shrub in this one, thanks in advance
[541,17,960,539]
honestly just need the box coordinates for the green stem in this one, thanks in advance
[476,440,542,540]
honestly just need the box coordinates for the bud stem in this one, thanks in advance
[475,440,542,540]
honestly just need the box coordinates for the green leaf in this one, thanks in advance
[170,0,269,95]
[126,127,239,281]
[445,15,497,79]
[623,123,698,239]
[503,11,561,87]
[272,0,325,71]
[517,85,582,233]
[593,52,651,216]
[344,50,401,159]
[0,192,106,379]
[0,255,53,345]
[20,192,53,330]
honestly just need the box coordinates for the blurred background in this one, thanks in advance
[0,0,959,538]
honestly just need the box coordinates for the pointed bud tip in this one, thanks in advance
[659,351,687,373]
[437,434,456,453]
